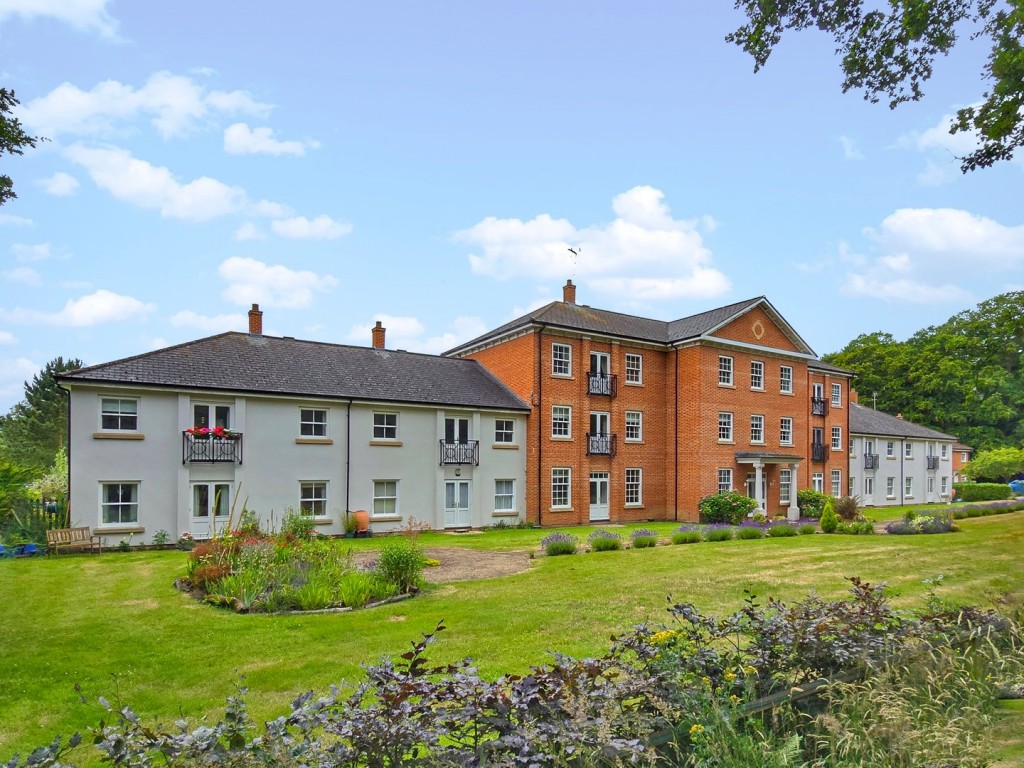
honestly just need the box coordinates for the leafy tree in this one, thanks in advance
[728,0,1024,171]
[964,446,1024,481]
[0,357,83,472]
[0,88,40,206]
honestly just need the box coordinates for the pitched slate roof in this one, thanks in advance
[445,296,815,354]
[60,332,531,411]
[809,359,853,375]
[849,403,956,441]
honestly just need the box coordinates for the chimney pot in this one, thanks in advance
[248,303,263,335]
[563,279,576,305]
[372,320,386,349]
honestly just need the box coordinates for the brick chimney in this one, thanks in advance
[850,389,859,404]
[248,303,263,335]
[896,413,904,420]
[563,279,576,305]
[371,320,386,349]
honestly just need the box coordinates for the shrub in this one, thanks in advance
[152,530,170,547]
[836,521,875,535]
[698,491,757,525]
[280,509,316,540]
[954,482,1012,502]
[588,529,623,552]
[766,523,798,537]
[886,512,955,535]
[376,535,426,592]
[541,531,578,556]
[703,525,734,542]
[190,562,231,590]
[736,526,764,540]
[798,523,817,535]
[672,528,703,544]
[820,498,839,533]
[834,495,861,521]
[797,489,831,518]
[629,528,659,548]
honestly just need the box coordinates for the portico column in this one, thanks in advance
[788,462,800,520]
[754,461,765,513]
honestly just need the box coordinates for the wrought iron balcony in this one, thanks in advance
[439,440,480,466]
[811,442,828,462]
[183,432,242,464]
[587,372,617,397]
[864,453,879,470]
[810,396,829,416]
[586,432,617,456]
[926,456,940,470]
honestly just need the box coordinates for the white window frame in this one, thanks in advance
[779,468,792,504]
[373,412,398,440]
[551,405,572,438]
[750,360,764,390]
[831,469,842,497]
[905,476,914,498]
[886,477,896,498]
[624,353,643,385]
[625,468,642,506]
[779,365,793,394]
[831,426,842,451]
[831,383,842,407]
[372,480,399,517]
[864,476,875,496]
[812,473,824,493]
[717,468,733,494]
[940,444,948,459]
[718,355,734,386]
[100,482,139,525]
[551,468,571,509]
[494,419,514,444]
[887,441,896,458]
[779,417,793,445]
[100,397,138,432]
[300,408,328,438]
[718,412,733,442]
[905,442,914,459]
[552,343,572,377]
[624,410,642,442]
[750,414,764,444]
[961,451,968,462]
[941,476,948,495]
[299,481,327,517]
[928,476,935,494]
[494,479,516,512]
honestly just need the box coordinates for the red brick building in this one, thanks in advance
[445,281,851,525]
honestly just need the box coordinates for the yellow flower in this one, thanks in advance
[650,630,677,645]
[689,724,705,736]
[744,665,757,676]
[724,671,737,682]
[701,676,711,686]
[730,694,740,703]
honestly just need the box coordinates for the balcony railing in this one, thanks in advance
[926,456,940,470]
[183,432,242,464]
[864,453,879,470]
[811,443,828,462]
[587,372,617,397]
[811,396,829,416]
[586,432,617,456]
[439,440,480,466]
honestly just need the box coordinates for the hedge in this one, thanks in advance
[953,482,1012,502]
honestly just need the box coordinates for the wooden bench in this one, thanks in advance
[46,527,102,555]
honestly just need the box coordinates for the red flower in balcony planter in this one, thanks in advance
[187,426,238,438]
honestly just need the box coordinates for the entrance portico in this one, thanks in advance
[735,452,804,520]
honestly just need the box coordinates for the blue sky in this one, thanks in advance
[1,1,1021,412]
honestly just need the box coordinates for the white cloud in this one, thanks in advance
[21,71,272,139]
[454,185,729,300]
[899,107,1022,185]
[0,356,38,399]
[0,289,155,326]
[36,171,80,196]
[839,135,863,161]
[11,242,51,262]
[271,214,352,240]
[841,208,1024,303]
[65,144,247,221]
[0,330,16,345]
[0,0,117,37]
[233,222,265,241]
[251,199,293,218]
[0,213,33,227]
[218,257,338,308]
[168,311,247,333]
[3,267,41,285]
[347,314,487,354]
[223,123,318,156]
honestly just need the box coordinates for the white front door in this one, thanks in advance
[444,480,471,528]
[191,482,231,539]
[589,472,609,521]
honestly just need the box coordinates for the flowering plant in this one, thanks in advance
[186,425,239,438]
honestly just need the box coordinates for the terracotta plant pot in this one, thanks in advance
[351,509,370,533]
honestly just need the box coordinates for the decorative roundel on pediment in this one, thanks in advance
[751,320,765,340]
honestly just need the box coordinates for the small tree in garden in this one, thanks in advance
[698,491,757,525]
[820,497,839,533]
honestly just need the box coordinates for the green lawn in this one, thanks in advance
[2,514,1022,762]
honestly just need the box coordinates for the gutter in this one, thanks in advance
[674,347,679,522]
[345,398,353,525]
[57,380,71,524]
[536,323,546,527]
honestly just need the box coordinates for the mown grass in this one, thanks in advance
[2,513,1022,762]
